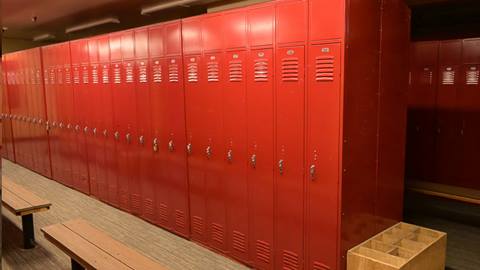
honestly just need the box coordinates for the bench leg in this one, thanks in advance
[71,259,85,270]
[22,214,35,249]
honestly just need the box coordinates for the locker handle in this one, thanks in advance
[227,149,233,163]
[309,164,316,179]
[75,125,80,132]
[250,154,257,168]
[168,140,174,152]
[84,126,89,133]
[126,133,131,143]
[93,128,97,135]
[153,138,159,152]
[114,131,120,140]
[186,143,192,155]
[103,129,108,137]
[206,146,212,159]
[45,121,50,131]
[52,121,57,127]
[59,122,64,128]
[139,135,145,145]
[66,123,71,130]
[278,159,284,175]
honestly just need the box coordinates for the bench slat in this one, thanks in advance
[42,223,133,270]
[2,188,32,215]
[63,219,165,270]
[3,177,51,209]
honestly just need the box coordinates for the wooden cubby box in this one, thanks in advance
[347,222,446,270]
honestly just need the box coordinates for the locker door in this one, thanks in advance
[134,28,150,219]
[111,33,130,211]
[47,50,61,181]
[223,50,249,262]
[122,31,140,215]
[55,51,67,183]
[458,39,480,189]
[247,48,274,269]
[165,55,190,237]
[62,44,74,188]
[406,42,439,182]
[79,47,91,194]
[275,46,305,270]
[204,52,226,252]
[35,51,51,178]
[436,40,461,186]
[306,43,341,270]
[184,54,207,243]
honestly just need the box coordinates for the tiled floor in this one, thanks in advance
[1,159,250,270]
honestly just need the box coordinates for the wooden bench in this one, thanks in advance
[42,219,166,270]
[2,176,51,249]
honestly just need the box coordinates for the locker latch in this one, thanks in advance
[66,123,71,130]
[168,140,175,152]
[93,128,97,135]
[45,121,50,131]
[125,133,131,143]
[250,154,257,168]
[103,129,108,137]
[59,122,64,128]
[139,135,145,145]
[75,125,80,132]
[309,164,316,179]
[206,146,212,159]
[114,131,120,140]
[227,149,233,163]
[153,138,159,152]
[186,143,192,155]
[84,126,89,133]
[278,159,285,175]
[52,121,57,128]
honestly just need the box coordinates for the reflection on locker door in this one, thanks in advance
[306,43,341,270]
[223,50,249,262]
[436,40,461,185]
[275,46,305,270]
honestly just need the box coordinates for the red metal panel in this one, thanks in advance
[134,28,151,220]
[61,42,75,188]
[309,0,344,41]
[275,46,305,270]
[202,15,223,52]
[149,25,165,57]
[436,40,462,186]
[458,39,480,190]
[184,53,207,243]
[165,22,182,56]
[276,0,307,45]
[54,45,68,184]
[223,50,248,262]
[406,41,439,182]
[247,4,274,47]
[223,10,247,49]
[306,43,341,270]
[204,52,226,252]
[182,18,202,54]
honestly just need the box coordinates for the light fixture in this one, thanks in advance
[65,16,120,34]
[141,0,197,15]
[33,33,56,42]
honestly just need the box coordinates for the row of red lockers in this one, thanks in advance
[1,0,345,269]
[407,38,480,190]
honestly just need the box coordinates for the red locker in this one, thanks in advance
[436,40,462,185]
[406,41,439,182]
[164,21,190,237]
[134,28,151,219]
[149,25,172,230]
[1,56,16,161]
[183,17,208,244]
[305,43,342,270]
[223,9,249,263]
[98,36,119,205]
[458,39,480,189]
[55,46,69,183]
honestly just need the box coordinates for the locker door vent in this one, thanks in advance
[313,261,330,270]
[102,65,109,84]
[422,68,433,85]
[256,240,271,263]
[36,69,42,85]
[187,62,199,82]
[158,203,168,223]
[168,63,179,82]
[51,69,56,85]
[254,59,269,82]
[131,194,141,213]
[30,70,36,84]
[144,199,155,218]
[175,210,186,229]
[65,68,72,84]
[82,66,89,84]
[153,61,162,83]
[466,67,479,85]
[119,191,129,207]
[281,57,299,81]
[232,230,247,252]
[113,64,121,84]
[57,68,63,84]
[282,250,299,269]
[125,63,134,83]
[315,56,334,81]
[211,223,224,244]
[139,62,148,83]
[229,60,243,82]
[192,215,204,236]
[207,61,219,82]
[442,68,455,85]
[92,66,99,84]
